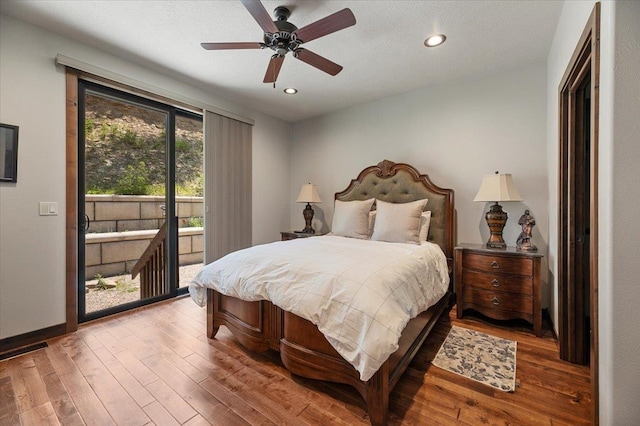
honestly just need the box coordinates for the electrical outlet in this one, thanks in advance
[39,202,58,216]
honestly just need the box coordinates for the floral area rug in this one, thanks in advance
[432,326,517,392]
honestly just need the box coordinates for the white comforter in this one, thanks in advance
[189,235,449,381]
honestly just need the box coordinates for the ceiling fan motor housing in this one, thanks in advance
[264,7,300,56]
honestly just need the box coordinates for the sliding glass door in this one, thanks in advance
[78,81,202,322]
[175,113,205,290]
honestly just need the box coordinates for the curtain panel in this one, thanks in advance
[204,112,252,263]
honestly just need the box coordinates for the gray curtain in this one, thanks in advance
[204,111,252,263]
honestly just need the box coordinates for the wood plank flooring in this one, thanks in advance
[0,296,591,425]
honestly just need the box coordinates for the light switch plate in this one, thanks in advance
[39,202,58,216]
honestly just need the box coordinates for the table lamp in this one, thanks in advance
[295,183,321,233]
[473,172,523,249]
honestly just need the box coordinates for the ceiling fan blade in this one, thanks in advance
[294,49,343,76]
[293,8,356,44]
[201,42,263,50]
[240,0,278,34]
[263,55,285,83]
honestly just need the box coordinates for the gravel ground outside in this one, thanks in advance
[85,263,203,313]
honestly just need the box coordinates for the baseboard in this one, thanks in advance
[0,342,49,361]
[0,323,67,354]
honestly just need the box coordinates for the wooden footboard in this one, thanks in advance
[207,288,452,425]
[207,289,283,352]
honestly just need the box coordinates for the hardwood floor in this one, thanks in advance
[0,296,591,425]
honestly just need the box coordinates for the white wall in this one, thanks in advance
[291,63,549,298]
[0,14,291,340]
[604,0,640,422]
[546,0,640,423]
[600,1,640,424]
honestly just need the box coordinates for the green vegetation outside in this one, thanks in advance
[84,94,203,197]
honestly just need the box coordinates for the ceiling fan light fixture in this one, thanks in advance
[424,34,446,47]
[284,87,298,95]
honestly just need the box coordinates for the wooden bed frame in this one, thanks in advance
[206,160,455,425]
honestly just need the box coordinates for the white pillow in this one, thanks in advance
[331,198,375,239]
[419,211,432,242]
[370,210,432,242]
[368,210,376,235]
[371,199,428,244]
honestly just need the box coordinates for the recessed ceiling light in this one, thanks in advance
[284,88,298,95]
[424,34,446,47]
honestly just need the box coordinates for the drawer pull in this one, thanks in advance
[491,297,500,306]
[491,279,500,287]
[490,261,500,269]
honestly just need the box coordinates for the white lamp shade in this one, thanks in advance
[296,183,321,203]
[473,173,523,202]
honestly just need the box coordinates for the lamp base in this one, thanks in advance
[300,203,315,234]
[485,202,507,249]
[486,241,507,249]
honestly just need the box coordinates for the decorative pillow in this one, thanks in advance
[371,199,428,244]
[419,211,432,243]
[370,210,431,242]
[331,198,376,239]
[368,210,377,236]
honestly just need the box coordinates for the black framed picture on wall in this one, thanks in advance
[0,123,19,183]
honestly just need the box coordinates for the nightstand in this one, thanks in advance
[280,231,320,241]
[455,243,543,336]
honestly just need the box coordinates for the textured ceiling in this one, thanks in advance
[1,1,563,122]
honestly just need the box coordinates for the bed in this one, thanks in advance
[189,159,455,425]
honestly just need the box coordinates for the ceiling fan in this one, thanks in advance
[201,0,356,84]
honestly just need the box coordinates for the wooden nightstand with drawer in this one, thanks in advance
[455,243,543,336]
[280,231,321,241]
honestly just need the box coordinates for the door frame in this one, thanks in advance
[557,3,599,423]
[65,70,79,333]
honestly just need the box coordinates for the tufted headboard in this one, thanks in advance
[335,159,455,262]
